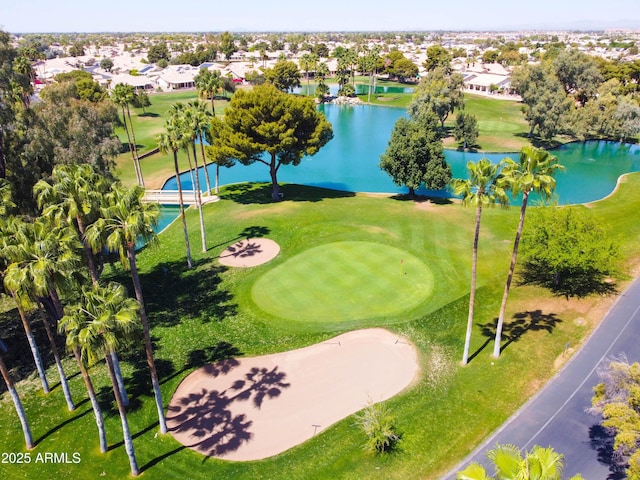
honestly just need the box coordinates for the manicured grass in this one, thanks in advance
[251,241,434,325]
[3,175,638,479]
[114,90,231,188]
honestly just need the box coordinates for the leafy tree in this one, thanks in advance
[613,97,640,142]
[553,49,603,106]
[264,59,301,93]
[519,206,619,298]
[511,63,571,140]
[210,84,333,200]
[410,67,465,129]
[590,358,640,479]
[493,146,563,358]
[147,42,169,64]
[454,112,479,150]
[60,282,141,476]
[68,42,85,57]
[451,158,509,365]
[100,57,114,72]
[219,31,237,60]
[131,91,151,113]
[424,44,452,72]
[379,112,451,197]
[457,444,584,479]
[391,57,419,83]
[312,42,330,58]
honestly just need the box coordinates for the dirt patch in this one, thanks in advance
[218,238,280,268]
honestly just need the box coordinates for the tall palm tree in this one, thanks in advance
[451,158,509,365]
[34,164,109,285]
[1,218,49,394]
[194,69,223,117]
[0,347,33,449]
[35,164,130,406]
[3,217,79,410]
[493,146,563,358]
[457,444,584,479]
[158,120,193,269]
[60,282,141,476]
[183,101,210,252]
[187,100,213,195]
[112,83,144,186]
[299,52,317,94]
[86,184,167,434]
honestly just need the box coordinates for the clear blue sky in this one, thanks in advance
[2,0,639,33]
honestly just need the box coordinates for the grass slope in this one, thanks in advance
[2,177,637,479]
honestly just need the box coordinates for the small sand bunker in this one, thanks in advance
[166,328,419,461]
[218,238,280,267]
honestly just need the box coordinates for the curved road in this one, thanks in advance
[442,276,640,480]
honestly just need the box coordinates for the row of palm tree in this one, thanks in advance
[453,146,563,365]
[0,166,167,476]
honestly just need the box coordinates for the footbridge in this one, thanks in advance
[142,190,219,206]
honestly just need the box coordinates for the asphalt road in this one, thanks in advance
[442,276,640,480]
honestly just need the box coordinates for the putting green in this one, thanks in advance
[251,241,434,323]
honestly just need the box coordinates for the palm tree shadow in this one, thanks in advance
[33,407,94,446]
[167,362,291,457]
[477,310,563,355]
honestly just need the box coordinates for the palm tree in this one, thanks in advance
[158,120,193,269]
[112,83,144,186]
[0,347,33,449]
[194,69,223,117]
[188,100,214,194]
[180,100,209,253]
[60,282,141,476]
[3,217,79,410]
[86,184,167,434]
[34,164,109,285]
[299,52,318,94]
[493,146,563,358]
[35,164,130,406]
[451,158,509,365]
[457,444,584,479]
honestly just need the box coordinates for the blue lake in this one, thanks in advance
[160,104,640,205]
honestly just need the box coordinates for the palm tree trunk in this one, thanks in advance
[191,142,207,252]
[462,204,482,365]
[105,353,139,476]
[493,191,530,358]
[173,150,193,269]
[76,215,99,285]
[110,350,129,407]
[0,353,33,449]
[121,105,142,186]
[198,138,212,194]
[126,106,144,187]
[12,291,49,394]
[72,346,107,452]
[210,96,216,117]
[38,305,74,410]
[126,245,167,434]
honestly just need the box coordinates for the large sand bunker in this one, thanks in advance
[166,328,419,461]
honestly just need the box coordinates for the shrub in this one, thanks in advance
[355,401,400,454]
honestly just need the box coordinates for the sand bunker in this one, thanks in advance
[166,328,419,461]
[218,238,280,267]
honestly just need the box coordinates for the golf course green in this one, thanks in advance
[251,241,434,323]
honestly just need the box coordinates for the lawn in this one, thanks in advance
[2,174,637,479]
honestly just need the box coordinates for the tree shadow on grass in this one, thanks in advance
[166,362,290,456]
[476,310,563,356]
[133,257,238,329]
[34,407,94,446]
[222,182,354,205]
[209,225,271,251]
[588,424,627,479]
[390,194,453,205]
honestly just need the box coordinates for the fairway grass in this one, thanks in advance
[251,241,434,324]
